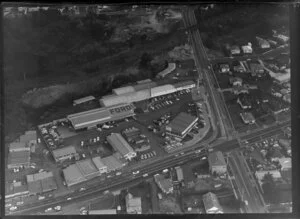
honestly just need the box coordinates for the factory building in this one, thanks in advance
[107,133,136,160]
[165,112,198,138]
[92,156,108,174]
[67,103,135,130]
[51,146,78,163]
[99,80,196,107]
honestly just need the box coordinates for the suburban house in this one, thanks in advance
[240,112,255,125]
[230,45,241,55]
[229,77,243,86]
[256,36,270,49]
[241,43,253,54]
[237,96,252,109]
[219,63,230,73]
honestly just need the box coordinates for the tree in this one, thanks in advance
[139,52,153,70]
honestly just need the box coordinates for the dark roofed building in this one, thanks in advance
[208,151,227,175]
[165,112,198,138]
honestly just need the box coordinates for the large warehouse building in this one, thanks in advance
[107,133,137,160]
[100,80,196,107]
[67,103,135,130]
[165,112,198,138]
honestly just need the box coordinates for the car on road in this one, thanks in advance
[162,169,169,173]
[45,207,53,213]
[67,197,72,201]
[81,210,88,215]
[132,170,140,175]
[201,156,207,160]
[9,206,17,211]
[116,172,122,176]
[79,187,86,192]
[54,206,62,211]
[143,173,149,177]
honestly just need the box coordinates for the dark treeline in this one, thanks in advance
[3,9,116,82]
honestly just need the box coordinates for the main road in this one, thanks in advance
[8,119,289,215]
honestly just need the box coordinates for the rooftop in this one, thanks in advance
[92,156,107,170]
[9,142,27,151]
[7,151,30,166]
[202,192,223,213]
[107,133,135,157]
[166,112,198,135]
[52,145,77,158]
[102,155,124,171]
[208,151,226,167]
[76,158,99,177]
[63,164,86,186]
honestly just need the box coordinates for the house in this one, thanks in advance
[154,174,174,194]
[237,96,252,109]
[255,170,282,187]
[233,61,246,73]
[240,112,255,124]
[126,193,142,214]
[283,93,291,103]
[256,36,270,49]
[230,45,241,55]
[276,158,291,171]
[241,43,253,54]
[249,63,264,76]
[202,192,223,214]
[219,63,230,73]
[208,151,227,175]
[229,77,243,86]
[232,85,249,95]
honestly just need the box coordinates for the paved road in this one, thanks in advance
[8,118,289,215]
[228,151,266,213]
[183,8,235,138]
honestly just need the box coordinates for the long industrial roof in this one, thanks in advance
[102,155,124,171]
[67,108,112,129]
[63,164,86,186]
[92,156,107,170]
[167,112,198,135]
[76,159,99,177]
[107,133,134,157]
[52,146,77,159]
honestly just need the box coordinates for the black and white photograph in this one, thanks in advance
[3,3,293,215]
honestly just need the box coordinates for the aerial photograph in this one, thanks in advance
[3,3,292,215]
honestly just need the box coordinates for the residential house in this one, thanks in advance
[230,45,241,55]
[255,170,282,188]
[229,77,243,86]
[237,96,252,109]
[202,192,223,214]
[208,151,227,175]
[241,43,253,54]
[219,63,230,73]
[283,93,291,103]
[276,158,291,171]
[233,61,246,73]
[240,112,255,125]
[249,63,264,77]
[126,193,142,214]
[256,36,270,49]
[232,85,249,95]
[154,174,173,194]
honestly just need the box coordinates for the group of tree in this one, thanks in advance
[4,9,115,82]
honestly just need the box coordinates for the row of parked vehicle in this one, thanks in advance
[149,89,191,111]
[40,124,61,150]
[140,150,157,160]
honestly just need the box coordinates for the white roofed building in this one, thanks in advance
[208,151,227,175]
[241,43,253,54]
